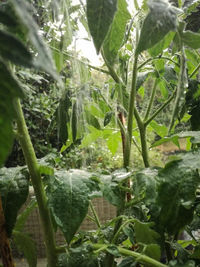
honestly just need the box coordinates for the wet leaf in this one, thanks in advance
[0,167,29,236]
[86,0,117,53]
[104,111,114,126]
[9,0,58,80]
[182,30,200,49]
[13,231,37,267]
[0,60,24,166]
[134,220,160,244]
[0,29,33,67]
[103,0,131,65]
[136,0,178,55]
[46,169,99,244]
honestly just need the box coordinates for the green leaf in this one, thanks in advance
[143,244,161,261]
[46,169,97,244]
[134,220,160,245]
[99,170,130,207]
[103,0,131,65]
[151,131,200,148]
[150,120,168,138]
[85,110,101,129]
[86,0,117,53]
[0,29,33,67]
[9,0,58,80]
[155,153,200,234]
[136,71,152,91]
[136,0,178,55]
[13,231,37,267]
[0,60,24,166]
[148,31,175,57]
[182,30,200,49]
[0,167,29,236]
[107,132,121,155]
[104,111,114,126]
[134,168,158,206]
[38,165,54,176]
[14,199,37,232]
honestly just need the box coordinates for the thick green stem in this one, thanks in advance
[124,54,138,168]
[134,108,149,167]
[144,91,175,127]
[168,33,186,134]
[144,79,158,121]
[92,244,167,267]
[89,201,101,228]
[13,98,57,267]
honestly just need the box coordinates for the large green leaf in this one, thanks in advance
[46,169,98,244]
[0,60,24,166]
[9,0,58,79]
[182,30,200,49]
[103,0,131,65]
[0,167,29,236]
[0,29,33,67]
[13,231,37,267]
[136,0,178,55]
[86,0,117,53]
[134,220,160,245]
[151,131,200,148]
[154,152,200,234]
[100,170,131,207]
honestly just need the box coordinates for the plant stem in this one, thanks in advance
[13,98,57,267]
[89,201,101,228]
[134,108,149,167]
[168,33,186,134]
[189,61,200,79]
[144,91,175,127]
[144,79,158,121]
[92,243,167,267]
[112,219,135,244]
[138,56,179,71]
[124,54,138,168]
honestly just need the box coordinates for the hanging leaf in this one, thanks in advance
[150,120,168,138]
[148,31,175,57]
[0,30,33,67]
[136,0,178,55]
[13,231,37,267]
[0,167,29,236]
[103,0,131,65]
[9,0,59,80]
[104,111,114,126]
[134,220,160,244]
[151,131,200,148]
[154,151,200,234]
[86,0,117,53]
[46,169,99,244]
[182,30,200,49]
[0,60,24,166]
[85,110,101,129]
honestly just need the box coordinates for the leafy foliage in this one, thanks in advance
[86,0,117,53]
[136,0,178,55]
[0,167,29,236]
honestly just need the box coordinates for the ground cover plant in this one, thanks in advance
[1,0,200,266]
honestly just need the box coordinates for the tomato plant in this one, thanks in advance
[1,0,200,267]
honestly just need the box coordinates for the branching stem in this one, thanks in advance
[13,98,57,267]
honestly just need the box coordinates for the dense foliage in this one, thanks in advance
[1,0,200,266]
